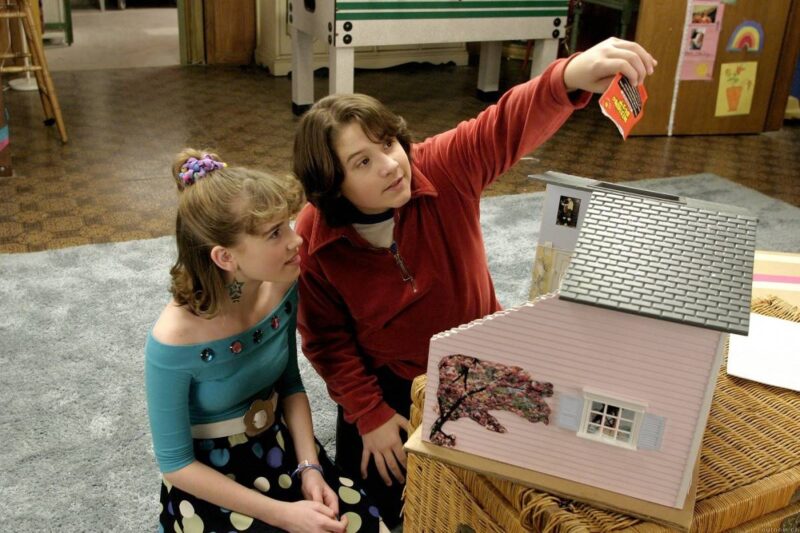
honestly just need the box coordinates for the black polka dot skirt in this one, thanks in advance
[157,418,382,532]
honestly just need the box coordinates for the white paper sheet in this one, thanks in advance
[726,313,800,392]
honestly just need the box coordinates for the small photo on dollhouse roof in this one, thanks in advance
[420,172,757,526]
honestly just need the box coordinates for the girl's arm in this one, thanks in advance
[163,459,346,532]
[276,307,328,484]
[278,301,341,516]
[281,392,341,517]
[281,393,319,466]
[165,462,284,524]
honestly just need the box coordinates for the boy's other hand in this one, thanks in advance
[360,413,410,486]
[563,37,657,93]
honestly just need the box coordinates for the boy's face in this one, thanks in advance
[334,121,412,215]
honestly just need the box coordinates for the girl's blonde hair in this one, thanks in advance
[169,148,305,317]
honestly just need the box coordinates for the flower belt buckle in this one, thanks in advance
[243,392,278,437]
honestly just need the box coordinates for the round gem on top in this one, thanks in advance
[230,340,244,355]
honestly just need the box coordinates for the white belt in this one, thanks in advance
[191,391,279,439]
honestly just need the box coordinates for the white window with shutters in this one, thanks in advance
[577,393,644,450]
[556,390,666,451]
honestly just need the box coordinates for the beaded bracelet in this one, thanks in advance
[291,460,324,479]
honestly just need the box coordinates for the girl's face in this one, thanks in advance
[230,218,303,283]
[334,121,412,215]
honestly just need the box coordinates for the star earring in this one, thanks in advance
[227,278,244,303]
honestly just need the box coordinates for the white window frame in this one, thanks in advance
[577,391,646,450]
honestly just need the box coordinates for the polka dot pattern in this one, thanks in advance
[181,514,204,533]
[209,448,230,467]
[251,442,264,459]
[228,433,248,447]
[230,512,254,530]
[338,486,362,505]
[178,500,195,518]
[253,476,270,492]
[344,511,362,533]
[266,446,283,468]
[158,418,380,531]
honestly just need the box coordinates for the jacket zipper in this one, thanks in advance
[389,241,417,293]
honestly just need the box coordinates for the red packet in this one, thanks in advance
[598,73,648,139]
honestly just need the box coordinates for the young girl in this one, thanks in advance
[292,37,657,526]
[145,150,383,532]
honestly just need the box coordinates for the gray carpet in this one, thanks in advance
[1,174,798,531]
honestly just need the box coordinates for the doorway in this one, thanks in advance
[42,0,180,71]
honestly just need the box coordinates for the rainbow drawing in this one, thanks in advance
[727,21,763,52]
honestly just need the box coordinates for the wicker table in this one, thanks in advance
[404,296,800,532]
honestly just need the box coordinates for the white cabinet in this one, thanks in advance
[255,0,468,76]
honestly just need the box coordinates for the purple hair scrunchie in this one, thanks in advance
[179,154,227,185]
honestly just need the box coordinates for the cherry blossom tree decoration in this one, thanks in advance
[429,354,554,447]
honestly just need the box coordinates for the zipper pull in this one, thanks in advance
[390,241,417,293]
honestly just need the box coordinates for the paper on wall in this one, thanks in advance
[680,1,725,81]
[715,61,758,116]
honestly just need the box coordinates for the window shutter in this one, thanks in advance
[556,394,583,432]
[637,413,666,451]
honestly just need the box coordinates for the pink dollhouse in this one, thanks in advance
[420,172,757,514]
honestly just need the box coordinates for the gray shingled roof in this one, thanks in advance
[539,173,757,336]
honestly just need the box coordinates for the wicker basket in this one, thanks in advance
[729,502,800,532]
[404,296,800,532]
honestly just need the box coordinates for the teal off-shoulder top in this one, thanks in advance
[145,284,304,473]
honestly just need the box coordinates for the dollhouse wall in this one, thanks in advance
[421,295,724,508]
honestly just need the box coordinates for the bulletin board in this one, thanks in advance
[632,0,800,135]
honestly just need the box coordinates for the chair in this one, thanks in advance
[0,0,68,142]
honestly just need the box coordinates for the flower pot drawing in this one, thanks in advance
[726,85,743,111]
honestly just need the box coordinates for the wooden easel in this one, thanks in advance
[0,72,11,176]
[0,0,68,142]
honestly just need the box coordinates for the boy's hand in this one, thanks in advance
[361,413,410,486]
[563,37,657,93]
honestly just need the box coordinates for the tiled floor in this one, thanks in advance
[3,60,799,253]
